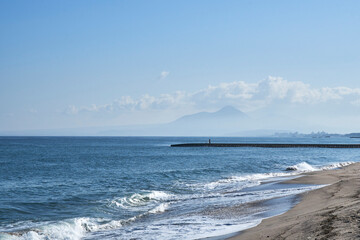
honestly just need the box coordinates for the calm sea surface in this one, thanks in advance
[1,137,360,240]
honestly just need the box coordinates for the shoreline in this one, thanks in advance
[227,162,360,240]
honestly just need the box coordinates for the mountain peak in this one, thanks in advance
[173,106,247,123]
[216,105,241,114]
[213,106,247,117]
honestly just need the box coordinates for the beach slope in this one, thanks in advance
[229,162,360,240]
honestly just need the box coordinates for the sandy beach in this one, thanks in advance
[228,162,360,240]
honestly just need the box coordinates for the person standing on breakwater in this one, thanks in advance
[208,139,211,145]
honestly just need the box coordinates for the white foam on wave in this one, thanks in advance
[286,161,354,172]
[147,190,173,200]
[93,216,263,240]
[3,161,354,240]
[321,161,354,170]
[1,180,329,240]
[286,162,317,172]
[0,215,142,240]
[1,202,175,240]
[189,161,355,196]
[111,190,174,210]
[0,218,97,240]
[8,184,326,240]
[193,172,294,191]
[84,184,326,240]
[148,203,169,214]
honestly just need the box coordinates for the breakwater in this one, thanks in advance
[170,143,360,148]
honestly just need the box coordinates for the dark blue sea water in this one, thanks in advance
[1,137,360,240]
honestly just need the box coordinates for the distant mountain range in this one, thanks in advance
[0,106,253,136]
[172,106,247,124]
[99,106,251,136]
[2,106,359,136]
[160,106,249,135]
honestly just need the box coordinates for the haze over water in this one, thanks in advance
[1,137,359,239]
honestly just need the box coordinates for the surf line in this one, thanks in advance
[171,143,360,148]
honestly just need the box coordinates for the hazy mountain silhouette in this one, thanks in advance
[1,106,286,136]
[173,106,248,124]
[95,106,250,136]
[159,106,250,135]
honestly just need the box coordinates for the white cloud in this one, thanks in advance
[65,105,79,115]
[66,76,360,115]
[159,71,170,79]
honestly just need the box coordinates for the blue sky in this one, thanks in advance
[1,0,360,133]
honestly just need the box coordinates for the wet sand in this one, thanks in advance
[228,162,360,240]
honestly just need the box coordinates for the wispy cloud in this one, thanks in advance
[65,76,360,115]
[159,71,170,79]
[65,105,79,115]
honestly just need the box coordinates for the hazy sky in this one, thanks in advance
[1,0,360,132]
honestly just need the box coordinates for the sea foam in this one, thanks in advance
[286,161,354,172]
[148,203,169,214]
[0,218,95,240]
[111,190,174,210]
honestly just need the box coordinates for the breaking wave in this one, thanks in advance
[110,190,174,211]
[197,172,293,191]
[1,161,354,240]
[0,218,96,240]
[1,191,174,240]
[286,161,354,172]
[148,203,169,214]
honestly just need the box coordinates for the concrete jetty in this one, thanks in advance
[170,143,360,148]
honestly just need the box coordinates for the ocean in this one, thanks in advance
[1,136,359,240]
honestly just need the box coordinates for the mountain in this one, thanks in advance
[0,106,257,136]
[173,106,248,124]
[98,106,250,136]
[158,106,251,136]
